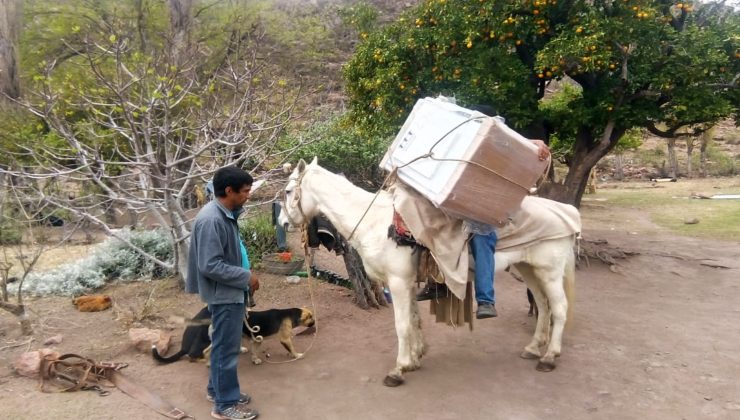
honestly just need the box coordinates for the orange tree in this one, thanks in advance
[344,0,739,205]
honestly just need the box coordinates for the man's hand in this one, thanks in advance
[249,276,260,292]
[531,139,550,161]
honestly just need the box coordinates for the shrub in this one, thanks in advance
[290,115,390,188]
[239,212,279,267]
[694,144,738,176]
[12,228,174,296]
[0,220,22,245]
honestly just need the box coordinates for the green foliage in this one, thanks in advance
[239,212,279,267]
[694,143,738,176]
[289,115,389,187]
[541,84,642,159]
[0,220,22,245]
[338,1,380,38]
[614,129,644,154]
[343,0,739,200]
[95,229,174,280]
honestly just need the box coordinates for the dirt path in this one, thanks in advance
[2,211,740,419]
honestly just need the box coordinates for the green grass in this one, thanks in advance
[590,178,740,241]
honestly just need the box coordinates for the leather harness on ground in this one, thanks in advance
[40,353,193,419]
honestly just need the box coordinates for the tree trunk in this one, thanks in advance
[134,0,148,52]
[700,128,713,178]
[667,138,678,179]
[614,153,624,181]
[167,0,192,66]
[166,197,191,284]
[0,0,22,101]
[0,300,33,335]
[538,124,624,207]
[686,137,695,178]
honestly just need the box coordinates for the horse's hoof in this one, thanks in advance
[383,374,404,387]
[535,360,556,372]
[520,350,540,360]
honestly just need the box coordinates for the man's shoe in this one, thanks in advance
[211,406,258,420]
[416,282,449,301]
[207,392,251,404]
[476,303,497,319]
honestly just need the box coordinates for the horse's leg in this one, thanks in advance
[514,263,550,360]
[533,263,568,372]
[383,274,421,387]
[410,292,426,359]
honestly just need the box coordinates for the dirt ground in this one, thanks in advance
[1,188,740,419]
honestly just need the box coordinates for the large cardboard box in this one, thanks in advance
[380,97,548,226]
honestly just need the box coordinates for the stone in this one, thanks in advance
[128,328,171,354]
[14,348,60,378]
[43,335,63,346]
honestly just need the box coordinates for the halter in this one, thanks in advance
[288,168,310,225]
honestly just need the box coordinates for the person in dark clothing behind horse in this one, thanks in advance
[186,166,260,420]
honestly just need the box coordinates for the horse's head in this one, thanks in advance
[282,156,319,226]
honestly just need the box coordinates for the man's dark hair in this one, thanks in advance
[213,166,253,197]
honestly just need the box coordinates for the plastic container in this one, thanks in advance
[262,253,305,275]
[285,275,301,284]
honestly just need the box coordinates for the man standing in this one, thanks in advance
[186,166,259,420]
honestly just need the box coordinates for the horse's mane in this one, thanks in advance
[303,163,392,235]
[305,164,376,200]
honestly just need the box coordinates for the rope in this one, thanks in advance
[345,116,550,241]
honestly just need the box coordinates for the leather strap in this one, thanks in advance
[108,371,194,420]
[40,353,193,420]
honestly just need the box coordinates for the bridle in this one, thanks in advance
[285,169,310,226]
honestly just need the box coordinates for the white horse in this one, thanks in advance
[283,158,577,386]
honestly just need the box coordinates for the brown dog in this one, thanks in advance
[242,307,316,365]
[72,295,112,312]
[153,307,315,366]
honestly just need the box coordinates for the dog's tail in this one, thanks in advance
[151,345,187,364]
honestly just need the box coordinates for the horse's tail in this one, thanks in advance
[564,236,577,329]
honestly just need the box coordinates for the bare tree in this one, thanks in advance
[167,0,192,66]
[1,27,313,282]
[0,176,80,335]
[0,0,21,102]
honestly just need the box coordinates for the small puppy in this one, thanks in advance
[242,307,315,365]
[152,306,315,365]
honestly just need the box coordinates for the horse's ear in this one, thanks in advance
[297,159,307,173]
[310,156,318,166]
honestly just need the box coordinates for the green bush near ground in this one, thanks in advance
[239,211,279,267]
[0,220,22,245]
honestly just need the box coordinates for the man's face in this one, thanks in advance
[225,184,251,209]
